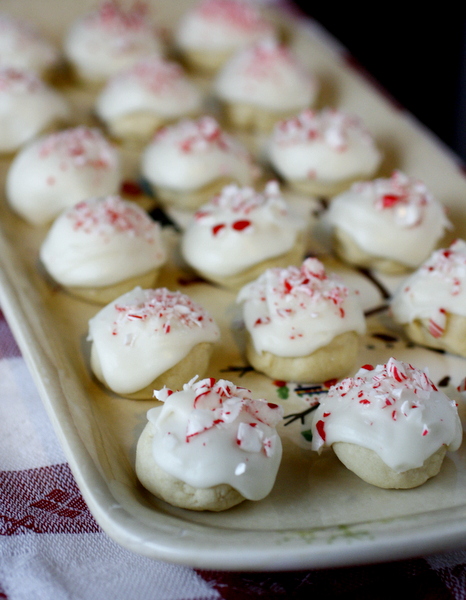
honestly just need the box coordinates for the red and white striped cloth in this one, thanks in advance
[1,308,466,600]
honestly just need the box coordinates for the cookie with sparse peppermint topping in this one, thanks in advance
[327,171,450,274]
[311,358,463,488]
[136,376,283,510]
[391,239,466,357]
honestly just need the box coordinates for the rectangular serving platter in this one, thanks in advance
[1,0,466,571]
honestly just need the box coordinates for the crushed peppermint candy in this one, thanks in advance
[86,1,151,32]
[242,39,303,79]
[111,288,215,335]
[67,195,159,239]
[110,55,185,91]
[193,181,287,235]
[238,257,349,319]
[197,0,271,32]
[272,108,374,151]
[154,116,234,153]
[418,239,466,295]
[352,170,441,228]
[38,127,117,170]
[0,67,42,92]
[154,375,283,455]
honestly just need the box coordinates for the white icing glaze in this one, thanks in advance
[6,126,121,225]
[326,171,451,268]
[64,1,163,82]
[141,116,255,191]
[40,195,166,288]
[96,55,202,123]
[88,287,220,394]
[391,239,466,334]
[182,181,303,277]
[237,257,366,357]
[268,108,381,184]
[311,358,463,472]
[147,376,283,499]
[175,0,275,53]
[214,39,318,112]
[0,67,69,153]
[0,13,60,75]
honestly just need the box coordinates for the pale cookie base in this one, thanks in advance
[194,233,306,291]
[90,341,215,399]
[403,312,466,358]
[101,108,200,143]
[285,174,374,199]
[332,227,412,275]
[178,47,233,74]
[245,330,359,383]
[220,101,308,133]
[333,442,447,489]
[135,420,245,511]
[62,268,161,306]
[150,176,243,211]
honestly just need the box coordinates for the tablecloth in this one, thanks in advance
[1,308,466,599]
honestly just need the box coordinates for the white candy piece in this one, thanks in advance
[0,13,60,75]
[145,376,283,500]
[214,39,318,113]
[268,108,381,187]
[182,181,303,278]
[326,171,450,268]
[6,127,121,225]
[141,116,254,192]
[0,67,69,154]
[88,287,220,395]
[64,1,163,83]
[237,257,366,357]
[96,55,203,128]
[40,195,166,288]
[312,358,463,473]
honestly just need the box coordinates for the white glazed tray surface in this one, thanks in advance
[0,0,466,571]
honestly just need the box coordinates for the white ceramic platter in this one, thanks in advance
[0,0,466,571]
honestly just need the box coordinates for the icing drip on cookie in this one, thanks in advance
[391,239,466,329]
[311,358,463,472]
[327,171,450,267]
[214,39,318,112]
[88,287,219,394]
[182,181,302,277]
[148,376,283,499]
[237,258,366,357]
[141,116,254,191]
[40,196,166,287]
[268,108,381,183]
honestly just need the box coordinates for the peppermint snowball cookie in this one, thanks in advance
[64,0,164,86]
[0,67,69,154]
[6,127,121,226]
[237,257,366,383]
[181,181,306,290]
[311,358,463,489]
[327,171,451,274]
[268,108,382,197]
[214,39,318,132]
[136,376,283,511]
[88,287,220,398]
[391,239,466,357]
[0,13,61,78]
[40,196,166,304]
[141,116,256,210]
[174,0,276,73]
[95,55,203,141]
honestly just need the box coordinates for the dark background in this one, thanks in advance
[293,3,466,162]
